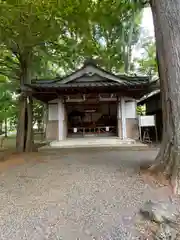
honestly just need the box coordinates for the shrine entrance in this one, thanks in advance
[66,101,117,138]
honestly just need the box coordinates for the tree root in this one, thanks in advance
[140,161,174,192]
[141,169,170,188]
[140,164,180,196]
[139,139,180,195]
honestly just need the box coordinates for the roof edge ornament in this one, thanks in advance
[86,71,94,76]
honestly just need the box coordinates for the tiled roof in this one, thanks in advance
[27,60,150,90]
[138,89,160,104]
[28,78,148,89]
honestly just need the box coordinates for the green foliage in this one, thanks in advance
[0,46,19,82]
[137,105,146,116]
[87,1,143,72]
[0,0,146,79]
[0,81,18,127]
[0,0,96,82]
[33,101,44,128]
[135,38,157,75]
[0,0,92,49]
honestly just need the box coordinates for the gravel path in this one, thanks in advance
[0,148,172,239]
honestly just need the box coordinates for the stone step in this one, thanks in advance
[50,139,136,147]
[38,138,151,152]
[38,145,151,152]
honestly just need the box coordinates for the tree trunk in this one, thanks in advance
[150,0,180,194]
[25,96,33,152]
[43,103,48,141]
[124,46,130,73]
[16,95,26,152]
[4,117,7,137]
[0,120,3,134]
[124,10,135,73]
[16,51,33,152]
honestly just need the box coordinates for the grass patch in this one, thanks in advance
[0,132,46,151]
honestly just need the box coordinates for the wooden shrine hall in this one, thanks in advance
[24,59,150,143]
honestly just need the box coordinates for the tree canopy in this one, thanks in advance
[0,0,156,152]
[0,0,151,79]
[136,37,157,75]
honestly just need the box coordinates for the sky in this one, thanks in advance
[132,7,154,59]
[141,7,154,38]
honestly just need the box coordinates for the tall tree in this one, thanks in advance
[148,0,180,194]
[90,0,143,73]
[135,38,157,75]
[0,0,94,152]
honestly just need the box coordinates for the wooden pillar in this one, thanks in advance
[117,100,122,138]
[121,97,127,139]
[58,98,66,141]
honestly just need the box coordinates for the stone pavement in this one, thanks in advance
[0,148,173,240]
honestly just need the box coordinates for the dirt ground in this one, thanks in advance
[0,148,177,239]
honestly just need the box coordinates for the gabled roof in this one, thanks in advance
[29,59,150,88]
[24,59,151,102]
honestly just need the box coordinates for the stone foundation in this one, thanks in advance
[46,119,139,141]
[117,118,139,139]
[46,120,58,140]
[126,118,139,140]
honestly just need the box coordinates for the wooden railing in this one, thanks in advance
[68,126,116,136]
